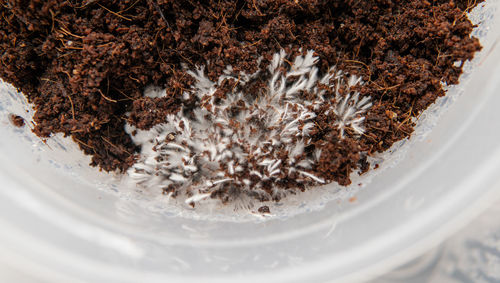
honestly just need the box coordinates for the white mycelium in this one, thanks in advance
[126,50,372,205]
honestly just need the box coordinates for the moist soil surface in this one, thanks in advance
[0,1,482,196]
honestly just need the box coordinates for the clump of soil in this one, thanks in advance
[258,206,271,214]
[9,114,25,127]
[0,1,483,200]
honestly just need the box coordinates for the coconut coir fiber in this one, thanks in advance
[0,1,482,200]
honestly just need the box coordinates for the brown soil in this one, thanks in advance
[258,206,271,214]
[0,1,482,190]
[9,114,25,127]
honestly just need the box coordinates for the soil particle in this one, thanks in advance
[258,205,271,214]
[9,114,25,127]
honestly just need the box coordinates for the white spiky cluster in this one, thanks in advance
[126,50,372,205]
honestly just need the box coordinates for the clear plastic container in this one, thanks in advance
[0,2,499,282]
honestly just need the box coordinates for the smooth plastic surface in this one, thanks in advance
[0,2,500,282]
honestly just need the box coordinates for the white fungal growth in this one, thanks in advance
[334,92,372,138]
[126,50,372,205]
[143,85,167,98]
